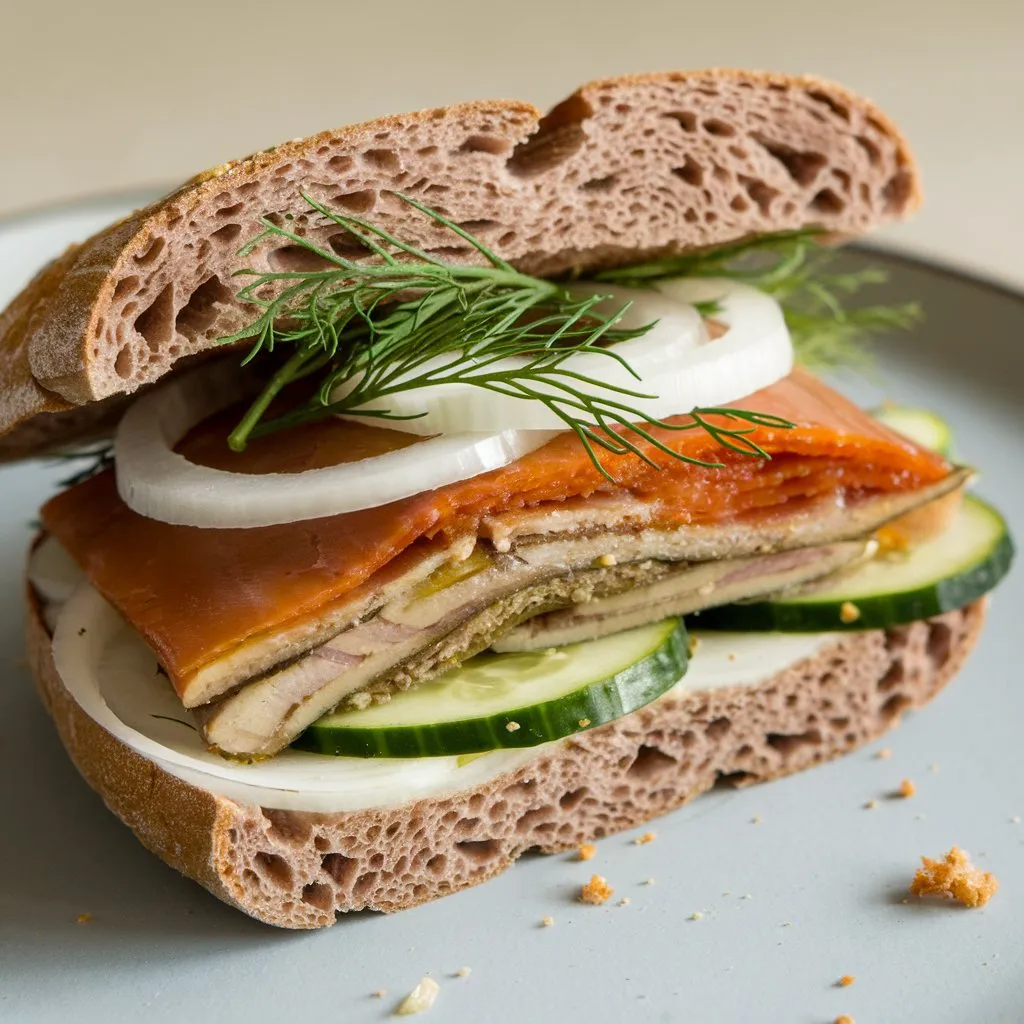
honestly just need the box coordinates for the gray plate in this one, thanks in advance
[0,199,1020,1024]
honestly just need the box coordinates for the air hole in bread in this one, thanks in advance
[581,174,619,193]
[114,346,133,378]
[455,218,499,234]
[766,728,822,756]
[175,275,232,338]
[210,223,242,246]
[881,693,913,720]
[321,852,358,887]
[113,275,139,303]
[706,717,731,741]
[878,662,907,692]
[428,245,473,260]
[327,155,354,174]
[516,806,556,835]
[730,194,750,212]
[273,163,294,178]
[882,170,914,214]
[559,787,589,812]
[425,853,448,876]
[268,245,334,273]
[752,136,828,187]
[703,118,736,138]
[627,744,678,781]
[216,201,245,219]
[926,622,953,665]
[459,134,510,156]
[327,232,374,259]
[830,716,850,730]
[454,839,500,864]
[672,156,704,187]
[301,882,334,911]
[364,148,400,174]
[416,145,439,157]
[455,816,482,837]
[262,809,312,847]
[326,189,376,214]
[806,89,850,121]
[712,164,730,184]
[832,168,852,193]
[488,800,508,821]
[810,188,845,215]
[665,110,698,133]
[134,236,165,267]
[737,175,774,215]
[716,770,757,788]
[353,872,377,900]
[254,851,294,889]
[507,94,590,177]
[855,135,882,167]
[134,283,174,352]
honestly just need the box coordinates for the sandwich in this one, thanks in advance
[3,69,1013,929]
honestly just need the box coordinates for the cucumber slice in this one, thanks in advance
[693,495,1013,632]
[873,404,953,456]
[295,619,688,758]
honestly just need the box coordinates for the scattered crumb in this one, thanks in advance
[634,832,656,845]
[1011,815,1021,825]
[910,847,999,908]
[837,975,856,988]
[349,691,372,711]
[898,778,917,799]
[915,813,927,821]
[835,1016,855,1024]
[505,721,520,733]
[540,916,555,928]
[876,747,892,759]
[751,815,762,825]
[688,635,701,656]
[781,921,792,928]
[642,878,655,886]
[741,894,753,900]
[372,990,387,1000]
[689,911,703,921]
[727,651,737,661]
[395,977,439,1016]
[580,874,614,905]
[864,800,878,810]
[839,601,861,624]
[929,762,940,773]
[75,913,93,925]
[454,967,471,979]
[578,718,591,728]
[595,553,617,567]
[577,842,597,862]
[617,897,631,907]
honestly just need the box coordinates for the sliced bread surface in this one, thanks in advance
[27,580,983,929]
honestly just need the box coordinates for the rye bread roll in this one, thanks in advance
[5,69,962,931]
[0,68,917,458]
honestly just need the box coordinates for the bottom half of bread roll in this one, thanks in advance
[25,577,986,930]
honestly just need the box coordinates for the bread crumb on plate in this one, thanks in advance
[910,847,998,908]
[876,747,892,760]
[835,1015,855,1024]
[577,842,597,862]
[454,967,471,978]
[634,832,656,845]
[898,778,917,798]
[837,974,855,987]
[75,913,93,924]
[580,874,614,905]
[395,977,439,1015]
[540,915,555,928]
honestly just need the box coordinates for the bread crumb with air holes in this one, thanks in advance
[577,842,597,861]
[540,915,554,927]
[634,832,656,845]
[910,847,999,908]
[580,874,614,905]
[898,778,917,798]
[505,721,520,733]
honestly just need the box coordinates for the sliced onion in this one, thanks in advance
[332,278,792,434]
[114,360,557,529]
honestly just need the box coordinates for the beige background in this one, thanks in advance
[2,0,1022,285]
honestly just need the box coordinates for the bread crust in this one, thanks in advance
[0,68,919,457]
[27,579,984,929]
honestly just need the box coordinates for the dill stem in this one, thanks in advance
[228,346,322,451]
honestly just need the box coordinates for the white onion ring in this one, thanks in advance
[114,361,557,529]
[332,279,792,433]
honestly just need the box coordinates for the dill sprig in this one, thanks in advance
[49,441,115,488]
[597,231,922,372]
[220,193,794,478]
